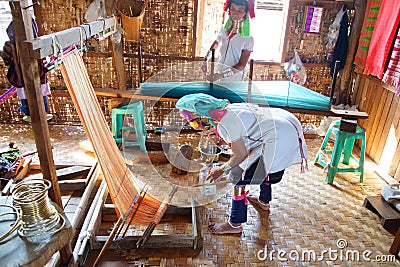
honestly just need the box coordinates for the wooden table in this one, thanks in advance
[0,196,73,267]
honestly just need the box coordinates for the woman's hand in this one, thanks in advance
[201,61,208,74]
[205,166,224,183]
[206,72,224,82]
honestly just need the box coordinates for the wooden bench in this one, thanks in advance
[363,195,400,235]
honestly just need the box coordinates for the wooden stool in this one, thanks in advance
[314,120,366,184]
[112,101,147,152]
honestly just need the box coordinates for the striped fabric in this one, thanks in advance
[354,0,382,73]
[364,0,400,79]
[382,29,400,95]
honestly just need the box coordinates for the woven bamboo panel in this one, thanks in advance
[0,93,111,124]
[142,100,184,127]
[85,56,117,88]
[252,63,287,81]
[0,58,9,88]
[302,64,332,96]
[123,56,206,88]
[40,0,88,33]
[0,96,20,122]
[285,5,354,64]
[123,0,196,58]
[46,68,65,89]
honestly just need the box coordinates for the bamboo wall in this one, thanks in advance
[0,0,349,127]
[351,73,400,181]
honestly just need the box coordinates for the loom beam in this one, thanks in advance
[25,17,116,59]
[136,186,179,248]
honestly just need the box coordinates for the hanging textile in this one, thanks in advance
[364,0,400,79]
[60,49,162,224]
[353,0,382,73]
[382,28,400,95]
[329,5,348,76]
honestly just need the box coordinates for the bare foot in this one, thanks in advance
[208,222,242,235]
[247,195,270,211]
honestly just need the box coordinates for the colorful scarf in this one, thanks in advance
[354,0,382,73]
[224,13,251,37]
[223,0,255,37]
[364,0,400,79]
[176,93,229,128]
[382,28,400,95]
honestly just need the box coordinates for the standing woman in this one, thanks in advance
[1,18,52,122]
[202,0,255,81]
[176,93,308,235]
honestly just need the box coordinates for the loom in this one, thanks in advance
[139,80,331,111]
[4,6,195,264]
[60,49,168,225]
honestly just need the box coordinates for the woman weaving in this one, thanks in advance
[202,0,255,81]
[176,93,308,235]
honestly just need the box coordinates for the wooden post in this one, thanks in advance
[338,0,367,104]
[192,0,199,57]
[10,1,72,263]
[195,0,205,56]
[330,60,341,105]
[247,59,254,103]
[106,0,127,90]
[138,45,143,84]
[32,0,44,36]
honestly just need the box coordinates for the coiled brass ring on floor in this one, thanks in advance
[0,204,21,242]
[12,178,65,237]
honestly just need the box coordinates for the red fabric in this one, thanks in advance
[382,30,400,95]
[208,108,228,122]
[353,0,382,73]
[364,0,400,79]
[248,0,255,19]
[224,0,229,12]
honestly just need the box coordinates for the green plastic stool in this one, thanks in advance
[112,101,147,152]
[314,120,366,184]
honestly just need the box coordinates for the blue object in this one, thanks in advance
[112,101,147,152]
[18,96,49,116]
[139,81,331,111]
[314,120,366,184]
[154,127,166,134]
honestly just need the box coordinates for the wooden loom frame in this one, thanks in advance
[11,2,202,265]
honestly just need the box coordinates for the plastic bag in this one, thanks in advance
[326,6,346,59]
[284,49,307,85]
[84,0,106,22]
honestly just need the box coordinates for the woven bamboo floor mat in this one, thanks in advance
[121,138,398,266]
[1,124,398,266]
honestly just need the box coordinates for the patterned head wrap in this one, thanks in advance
[176,93,229,128]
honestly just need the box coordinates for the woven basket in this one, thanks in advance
[116,0,144,41]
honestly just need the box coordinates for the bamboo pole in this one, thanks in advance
[338,0,367,104]
[70,180,108,266]
[70,162,100,228]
